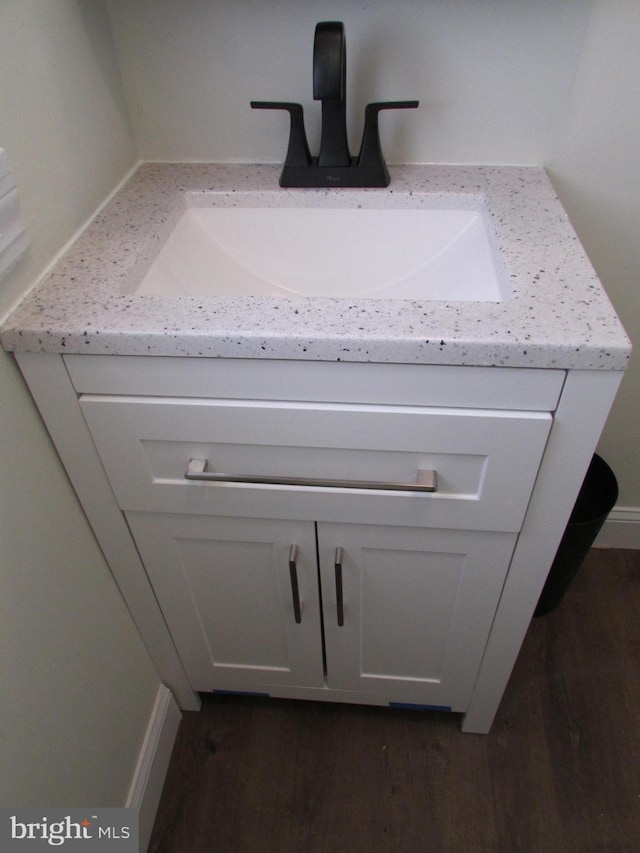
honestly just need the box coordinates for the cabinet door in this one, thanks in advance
[317,523,517,712]
[126,513,324,693]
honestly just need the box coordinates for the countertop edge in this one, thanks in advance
[0,163,632,371]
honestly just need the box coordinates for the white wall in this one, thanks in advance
[107,0,640,509]
[0,1,160,806]
[546,0,640,517]
[107,0,591,165]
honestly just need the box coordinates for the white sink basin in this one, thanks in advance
[135,204,509,301]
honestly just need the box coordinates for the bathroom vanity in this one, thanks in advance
[1,164,630,733]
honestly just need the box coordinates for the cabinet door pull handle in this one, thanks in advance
[335,546,344,627]
[289,545,302,624]
[185,459,437,493]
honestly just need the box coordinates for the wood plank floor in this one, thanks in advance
[149,548,640,852]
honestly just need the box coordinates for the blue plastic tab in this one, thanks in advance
[388,702,452,713]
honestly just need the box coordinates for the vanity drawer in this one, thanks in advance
[80,395,552,532]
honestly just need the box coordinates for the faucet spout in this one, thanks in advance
[313,22,351,167]
[251,20,418,187]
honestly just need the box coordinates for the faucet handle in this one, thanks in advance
[251,102,312,168]
[357,101,419,174]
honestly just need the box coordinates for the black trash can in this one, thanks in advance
[534,454,618,617]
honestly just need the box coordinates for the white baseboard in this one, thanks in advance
[594,506,640,549]
[126,684,182,853]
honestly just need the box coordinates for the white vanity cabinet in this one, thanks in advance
[14,352,624,732]
[75,364,554,713]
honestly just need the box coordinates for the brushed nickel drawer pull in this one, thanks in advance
[185,459,437,493]
[289,545,302,624]
[335,546,344,627]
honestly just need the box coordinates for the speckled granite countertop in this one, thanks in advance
[0,163,631,369]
